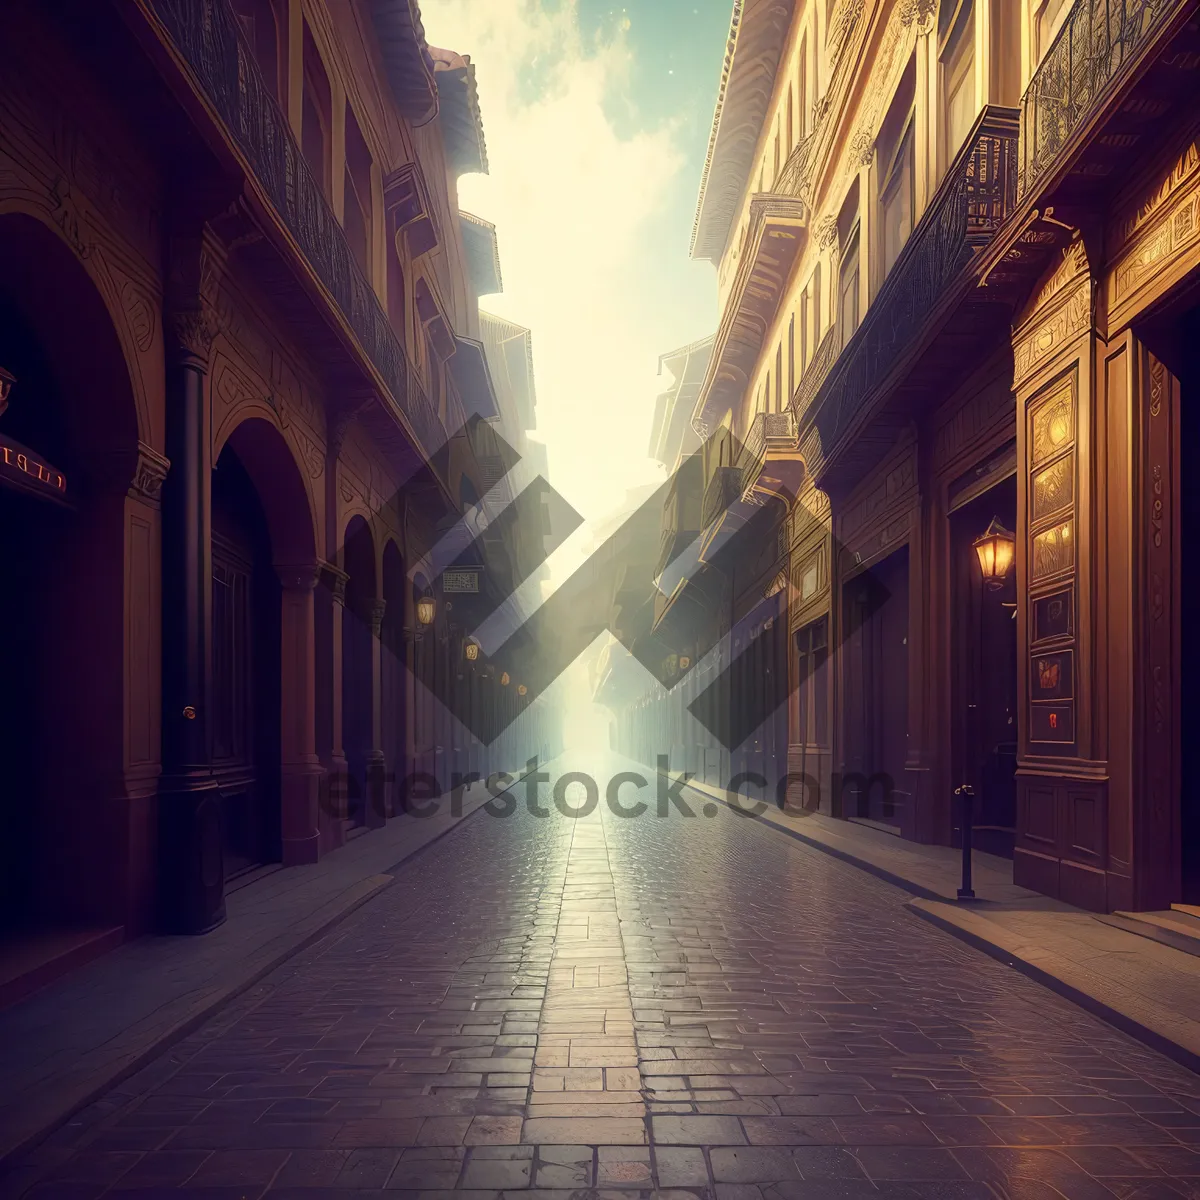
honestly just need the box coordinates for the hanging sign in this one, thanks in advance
[0,435,68,503]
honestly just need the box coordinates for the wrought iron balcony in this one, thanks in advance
[796,106,1018,471]
[143,0,443,455]
[1019,0,1183,199]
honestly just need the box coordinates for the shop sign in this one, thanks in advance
[442,568,480,593]
[0,436,67,501]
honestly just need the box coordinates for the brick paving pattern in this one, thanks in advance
[4,756,1200,1199]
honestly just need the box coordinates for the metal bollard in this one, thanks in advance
[955,783,976,900]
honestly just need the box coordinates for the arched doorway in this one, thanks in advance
[343,516,377,827]
[210,444,281,878]
[382,542,407,816]
[0,213,144,990]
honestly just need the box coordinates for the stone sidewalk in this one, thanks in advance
[672,769,1200,1076]
[0,770,528,1168]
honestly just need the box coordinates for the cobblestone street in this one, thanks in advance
[7,757,1200,1199]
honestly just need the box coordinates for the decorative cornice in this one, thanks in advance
[276,562,322,591]
[320,561,350,604]
[368,597,388,636]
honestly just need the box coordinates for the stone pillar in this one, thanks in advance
[317,562,349,848]
[159,285,224,934]
[366,597,387,826]
[278,563,322,864]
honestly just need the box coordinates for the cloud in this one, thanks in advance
[420,0,689,534]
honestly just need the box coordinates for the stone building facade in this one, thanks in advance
[614,0,1200,913]
[0,0,552,1002]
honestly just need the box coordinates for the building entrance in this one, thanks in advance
[211,445,281,879]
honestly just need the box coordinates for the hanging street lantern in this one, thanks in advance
[464,638,480,661]
[678,655,691,670]
[416,594,436,625]
[973,517,1015,590]
[500,671,510,686]
[0,366,15,419]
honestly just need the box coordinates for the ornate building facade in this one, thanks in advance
[0,0,554,1002]
[615,0,1200,913]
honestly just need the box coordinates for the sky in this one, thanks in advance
[421,0,731,538]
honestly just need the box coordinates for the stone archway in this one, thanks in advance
[213,415,322,867]
[0,212,152,987]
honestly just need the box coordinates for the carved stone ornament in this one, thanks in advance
[900,0,936,31]
[849,128,876,170]
[816,216,839,250]
[276,562,322,591]
[131,441,170,502]
[169,305,221,366]
[320,561,349,603]
[368,598,388,636]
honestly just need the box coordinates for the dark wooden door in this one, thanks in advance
[211,532,266,878]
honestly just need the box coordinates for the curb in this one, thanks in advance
[670,769,948,902]
[658,763,1200,1078]
[908,898,1200,1077]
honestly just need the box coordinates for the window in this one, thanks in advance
[387,253,407,346]
[426,333,444,419]
[800,288,811,372]
[787,315,795,398]
[798,37,809,139]
[837,186,861,347]
[940,0,976,169]
[812,262,822,343]
[344,105,373,277]
[301,24,332,198]
[231,0,280,99]
[795,616,829,747]
[775,345,783,411]
[877,61,916,279]
[1034,0,1072,65]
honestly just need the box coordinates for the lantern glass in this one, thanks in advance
[973,518,1015,589]
[517,684,527,696]
[416,595,436,625]
[500,671,510,686]
[678,655,691,670]
[465,640,479,661]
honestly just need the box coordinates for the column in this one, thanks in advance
[366,597,387,827]
[159,283,224,934]
[278,563,322,863]
[316,562,349,849]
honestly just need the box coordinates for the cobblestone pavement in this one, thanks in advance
[5,754,1200,1199]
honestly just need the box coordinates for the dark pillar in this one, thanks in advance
[159,296,224,934]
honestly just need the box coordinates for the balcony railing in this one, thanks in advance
[797,106,1019,454]
[1019,0,1181,198]
[145,0,443,454]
